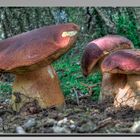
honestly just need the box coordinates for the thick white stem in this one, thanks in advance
[11,65,65,112]
[100,73,127,101]
[114,74,140,110]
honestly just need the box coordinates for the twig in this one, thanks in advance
[94,8,115,30]
[73,88,80,105]
[79,93,92,99]
[0,109,13,116]
[92,117,112,132]
[79,82,101,99]
[80,82,101,88]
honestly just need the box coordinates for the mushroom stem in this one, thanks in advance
[114,74,140,110]
[100,73,127,101]
[99,73,114,101]
[11,65,65,112]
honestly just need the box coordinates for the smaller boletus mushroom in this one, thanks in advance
[81,35,134,77]
[0,23,80,112]
[81,35,134,101]
[101,49,140,110]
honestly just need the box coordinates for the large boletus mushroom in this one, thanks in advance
[81,35,134,100]
[0,23,80,112]
[101,49,140,110]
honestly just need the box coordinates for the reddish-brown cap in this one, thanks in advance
[81,43,103,76]
[0,23,80,73]
[101,49,140,74]
[81,35,134,76]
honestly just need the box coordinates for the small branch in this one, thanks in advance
[73,88,80,105]
[92,117,113,132]
[79,82,101,99]
[94,7,115,30]
[0,109,13,116]
[80,82,101,89]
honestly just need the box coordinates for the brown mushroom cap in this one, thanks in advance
[0,23,80,73]
[101,49,140,74]
[81,35,134,76]
[93,35,134,51]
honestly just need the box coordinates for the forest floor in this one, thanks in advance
[0,96,139,135]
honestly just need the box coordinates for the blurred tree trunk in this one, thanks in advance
[0,8,9,38]
[34,8,40,28]
[3,8,13,37]
[94,7,116,33]
[84,7,117,38]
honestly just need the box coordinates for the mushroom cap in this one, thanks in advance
[0,23,80,74]
[81,35,134,76]
[81,43,103,76]
[92,35,134,51]
[101,49,140,74]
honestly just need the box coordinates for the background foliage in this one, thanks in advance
[0,7,140,101]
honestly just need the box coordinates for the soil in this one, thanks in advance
[0,96,140,135]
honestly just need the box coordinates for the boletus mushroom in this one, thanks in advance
[0,23,80,112]
[81,35,134,101]
[101,49,140,110]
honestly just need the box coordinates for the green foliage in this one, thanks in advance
[113,11,140,47]
[0,82,12,101]
[53,48,102,100]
